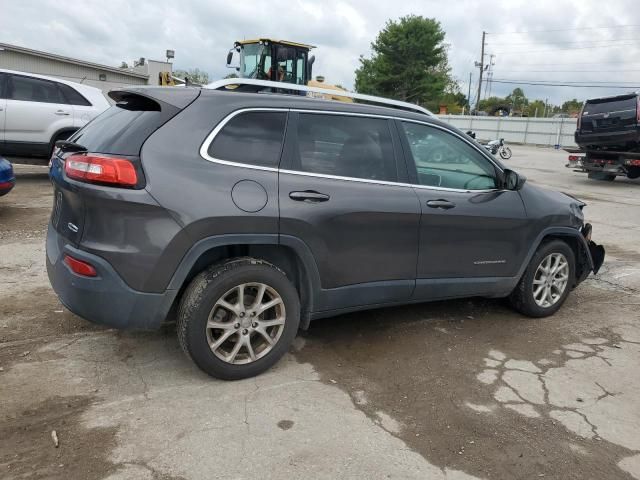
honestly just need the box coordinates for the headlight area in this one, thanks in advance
[569,202,585,227]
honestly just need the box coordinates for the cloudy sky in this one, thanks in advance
[1,0,638,105]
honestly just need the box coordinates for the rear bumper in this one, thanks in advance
[575,129,640,149]
[46,223,176,329]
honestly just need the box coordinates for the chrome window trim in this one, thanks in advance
[199,107,503,194]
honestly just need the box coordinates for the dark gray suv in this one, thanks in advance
[46,82,604,379]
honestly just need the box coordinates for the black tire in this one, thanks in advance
[177,258,300,380]
[499,146,512,160]
[509,240,575,318]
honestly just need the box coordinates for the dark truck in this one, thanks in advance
[570,93,640,181]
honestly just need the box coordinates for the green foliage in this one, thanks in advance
[526,100,546,117]
[561,98,583,114]
[173,68,210,85]
[224,73,239,79]
[354,15,451,108]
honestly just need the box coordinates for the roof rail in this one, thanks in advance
[204,78,435,117]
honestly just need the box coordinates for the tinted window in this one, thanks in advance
[295,114,396,181]
[208,111,286,168]
[584,97,636,115]
[8,74,65,104]
[401,122,497,190]
[70,94,176,155]
[0,73,6,99]
[58,83,92,106]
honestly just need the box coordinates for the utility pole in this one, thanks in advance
[467,72,472,112]
[475,31,486,112]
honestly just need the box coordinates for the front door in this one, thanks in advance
[396,120,528,299]
[279,112,420,312]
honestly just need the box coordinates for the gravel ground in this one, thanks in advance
[1,147,639,480]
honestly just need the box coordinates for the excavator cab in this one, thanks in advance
[226,39,315,85]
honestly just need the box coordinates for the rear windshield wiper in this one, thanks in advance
[55,140,87,153]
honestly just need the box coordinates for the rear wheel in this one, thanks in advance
[509,240,575,317]
[177,258,300,380]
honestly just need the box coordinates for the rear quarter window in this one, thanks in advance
[58,83,92,106]
[70,94,177,155]
[207,111,287,168]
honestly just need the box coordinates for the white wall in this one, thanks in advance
[438,115,578,148]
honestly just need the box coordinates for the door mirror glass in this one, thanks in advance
[226,50,234,67]
[503,169,525,190]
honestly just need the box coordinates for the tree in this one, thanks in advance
[355,15,451,109]
[224,73,239,79]
[561,98,583,115]
[173,68,210,85]
[526,99,546,117]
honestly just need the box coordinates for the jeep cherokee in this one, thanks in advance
[46,82,604,380]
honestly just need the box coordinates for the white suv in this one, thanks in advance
[0,69,109,158]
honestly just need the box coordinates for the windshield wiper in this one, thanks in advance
[55,140,87,153]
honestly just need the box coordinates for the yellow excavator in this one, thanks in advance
[226,38,351,102]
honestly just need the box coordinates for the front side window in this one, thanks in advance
[401,122,497,190]
[8,74,66,104]
[208,111,287,168]
[294,113,397,182]
[240,43,269,79]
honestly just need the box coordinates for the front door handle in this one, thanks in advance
[289,190,330,202]
[55,110,70,116]
[426,199,456,210]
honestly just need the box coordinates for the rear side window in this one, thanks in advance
[70,94,177,155]
[294,113,397,182]
[584,97,636,115]
[8,74,66,104]
[58,83,92,106]
[208,111,287,168]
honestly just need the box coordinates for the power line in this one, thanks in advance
[490,79,640,88]
[487,24,640,35]
[493,69,640,73]
[487,38,640,47]
[508,61,640,66]
[491,43,638,54]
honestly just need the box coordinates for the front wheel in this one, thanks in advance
[509,240,575,317]
[499,146,512,159]
[177,258,300,380]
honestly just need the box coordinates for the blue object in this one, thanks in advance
[0,157,15,196]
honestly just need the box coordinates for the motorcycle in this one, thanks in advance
[465,131,512,160]
[484,138,512,160]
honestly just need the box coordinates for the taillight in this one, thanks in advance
[64,154,137,187]
[64,255,97,277]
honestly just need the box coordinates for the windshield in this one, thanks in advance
[240,43,270,79]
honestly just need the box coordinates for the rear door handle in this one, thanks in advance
[426,199,456,210]
[55,110,70,116]
[289,190,330,202]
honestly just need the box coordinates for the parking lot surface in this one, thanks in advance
[1,146,639,480]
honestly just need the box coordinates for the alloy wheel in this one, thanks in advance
[206,283,286,365]
[532,253,569,308]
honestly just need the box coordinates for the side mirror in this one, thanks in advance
[226,49,234,67]
[503,169,526,190]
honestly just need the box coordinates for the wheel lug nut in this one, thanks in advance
[252,322,258,328]
[234,323,240,329]
[242,329,248,335]
[250,312,255,317]
[239,312,245,317]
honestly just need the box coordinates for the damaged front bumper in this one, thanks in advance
[580,223,605,277]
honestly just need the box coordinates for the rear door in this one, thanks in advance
[396,120,528,299]
[4,73,73,153]
[278,111,420,311]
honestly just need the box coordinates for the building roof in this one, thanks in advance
[0,42,149,79]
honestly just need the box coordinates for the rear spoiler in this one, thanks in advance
[108,87,200,109]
